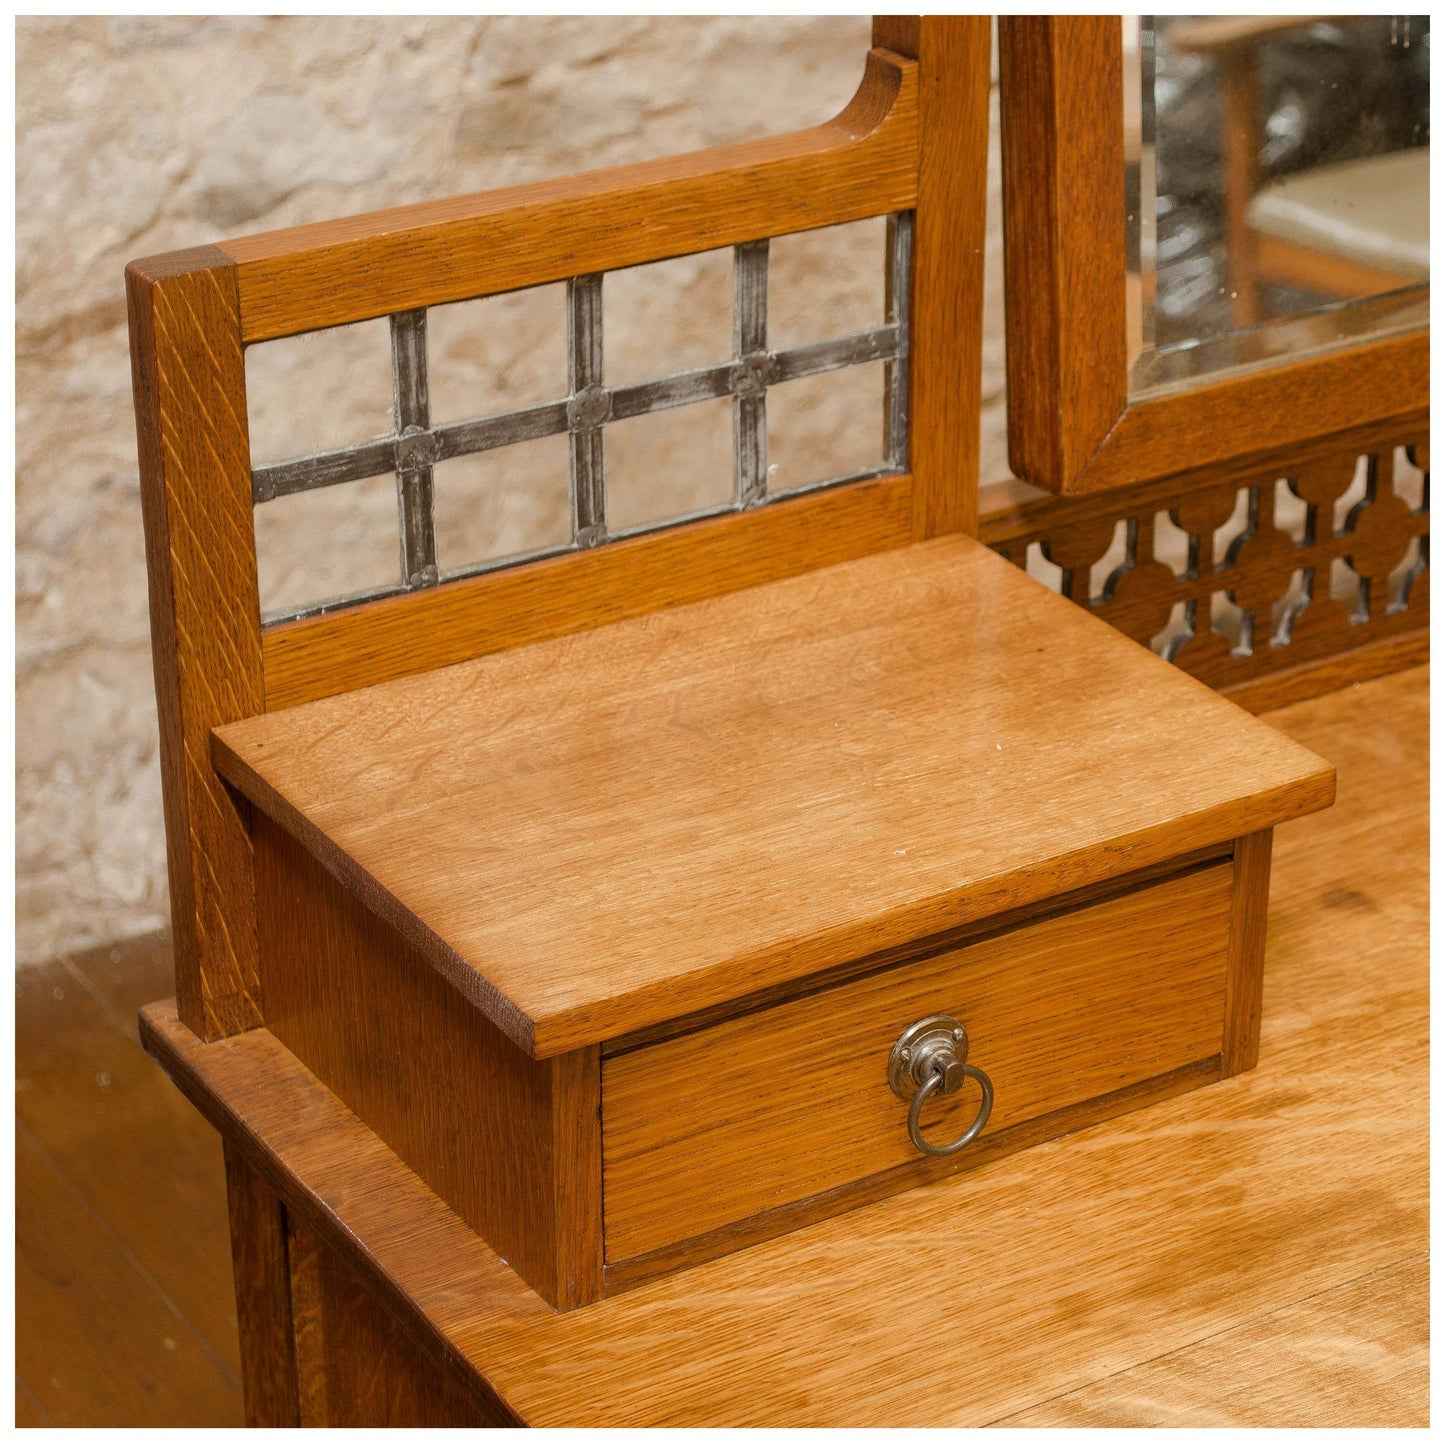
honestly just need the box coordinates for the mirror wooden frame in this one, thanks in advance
[998,16,1429,497]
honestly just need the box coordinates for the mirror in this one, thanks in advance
[1126,15,1429,393]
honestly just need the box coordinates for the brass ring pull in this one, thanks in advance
[906,1061,994,1157]
[888,1013,995,1159]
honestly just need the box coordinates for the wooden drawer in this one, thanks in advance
[602,863,1233,1264]
[217,538,1331,1307]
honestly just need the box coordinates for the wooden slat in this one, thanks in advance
[1222,631,1430,715]
[1222,830,1273,1075]
[127,247,264,1040]
[261,471,913,710]
[14,957,241,1373]
[220,49,918,342]
[880,16,992,540]
[602,864,1231,1261]
[288,1222,331,1427]
[219,536,1333,1058]
[223,1145,299,1427]
[999,17,1128,491]
[16,1126,243,1427]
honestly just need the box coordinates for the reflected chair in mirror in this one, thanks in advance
[1169,15,1429,330]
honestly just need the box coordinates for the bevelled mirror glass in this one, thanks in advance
[1125,15,1429,393]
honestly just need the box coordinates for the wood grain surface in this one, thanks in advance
[127,248,264,1040]
[13,951,241,1380]
[1080,330,1429,495]
[261,469,912,711]
[999,16,1128,490]
[995,1253,1428,1427]
[217,535,1333,1057]
[140,665,1426,1426]
[222,1145,298,1427]
[14,943,245,1426]
[1221,631,1430,715]
[600,1057,1223,1294]
[287,1219,513,1426]
[220,48,918,341]
[253,814,602,1310]
[603,864,1231,1260]
[877,17,992,540]
[15,1127,241,1427]
[1222,830,1272,1075]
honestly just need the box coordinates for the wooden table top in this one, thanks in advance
[144,666,1429,1426]
[215,535,1333,1055]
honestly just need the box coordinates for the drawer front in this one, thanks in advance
[602,863,1232,1263]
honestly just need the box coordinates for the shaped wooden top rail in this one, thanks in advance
[219,47,918,343]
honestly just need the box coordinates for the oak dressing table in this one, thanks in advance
[129,18,1337,1423]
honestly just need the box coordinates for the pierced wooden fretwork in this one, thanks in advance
[980,426,1429,709]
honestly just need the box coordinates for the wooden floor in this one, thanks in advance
[15,665,1428,1427]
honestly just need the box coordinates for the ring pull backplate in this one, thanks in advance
[887,1013,994,1158]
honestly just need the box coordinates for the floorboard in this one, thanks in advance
[15,956,243,1381]
[15,1129,242,1427]
[15,1380,53,1428]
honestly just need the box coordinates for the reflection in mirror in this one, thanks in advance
[1126,15,1429,393]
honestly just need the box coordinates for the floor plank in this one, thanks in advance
[15,1380,53,1427]
[15,959,242,1381]
[64,932,174,1046]
[994,1253,1429,1427]
[15,1129,243,1427]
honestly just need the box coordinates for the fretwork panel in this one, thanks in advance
[982,433,1429,695]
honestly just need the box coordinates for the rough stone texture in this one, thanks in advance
[15,16,1009,966]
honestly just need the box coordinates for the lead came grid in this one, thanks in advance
[251,214,914,624]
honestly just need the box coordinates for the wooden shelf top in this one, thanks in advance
[215,536,1333,1056]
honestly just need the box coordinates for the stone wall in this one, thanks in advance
[15,16,1006,965]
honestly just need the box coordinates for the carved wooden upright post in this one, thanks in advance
[874,16,992,540]
[127,248,265,1041]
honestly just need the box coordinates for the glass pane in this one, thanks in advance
[1127,14,1429,393]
